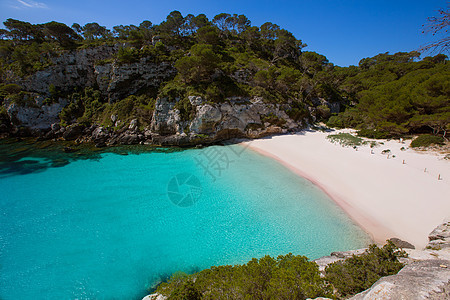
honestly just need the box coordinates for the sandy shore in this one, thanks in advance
[245,130,450,248]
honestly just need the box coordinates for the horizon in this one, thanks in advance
[0,0,447,66]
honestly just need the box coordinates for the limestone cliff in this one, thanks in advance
[0,44,337,145]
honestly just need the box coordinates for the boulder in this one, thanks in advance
[151,98,181,135]
[389,238,415,249]
[51,123,60,131]
[350,259,450,300]
[91,126,110,144]
[188,96,204,106]
[62,124,84,140]
[428,221,450,249]
[142,293,166,300]
[111,132,142,145]
[6,95,68,130]
[129,119,138,130]
[190,104,222,134]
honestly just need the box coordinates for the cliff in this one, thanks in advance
[0,44,332,146]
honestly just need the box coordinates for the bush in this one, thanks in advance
[410,134,445,148]
[315,105,331,120]
[157,254,333,300]
[326,115,345,129]
[324,241,406,297]
[357,129,392,139]
[174,97,195,122]
[261,113,286,127]
[0,84,22,97]
[169,279,202,300]
[327,133,365,147]
[115,46,140,63]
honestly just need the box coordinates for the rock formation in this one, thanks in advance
[0,44,340,146]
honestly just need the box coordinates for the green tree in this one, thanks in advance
[196,25,221,45]
[212,13,231,32]
[81,22,111,40]
[159,11,185,37]
[175,44,221,83]
[3,18,42,41]
[260,22,280,40]
[42,21,81,47]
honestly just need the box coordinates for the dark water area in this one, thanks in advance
[0,138,181,178]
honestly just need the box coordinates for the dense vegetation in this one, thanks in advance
[324,242,407,298]
[410,134,445,148]
[155,241,406,299]
[0,12,448,140]
[327,53,449,139]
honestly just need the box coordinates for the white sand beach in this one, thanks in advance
[245,130,450,248]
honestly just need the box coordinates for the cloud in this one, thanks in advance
[14,0,48,9]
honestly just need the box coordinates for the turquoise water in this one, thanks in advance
[0,142,370,299]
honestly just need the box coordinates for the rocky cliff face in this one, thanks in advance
[150,96,301,142]
[20,45,117,95]
[1,45,317,145]
[5,94,67,130]
[18,45,176,102]
[37,96,302,147]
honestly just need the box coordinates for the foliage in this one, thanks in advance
[156,242,407,299]
[324,241,407,298]
[0,83,21,102]
[356,129,392,139]
[328,53,449,138]
[157,253,334,300]
[0,14,448,138]
[326,133,366,147]
[115,46,140,63]
[261,113,286,127]
[175,44,221,83]
[410,134,445,147]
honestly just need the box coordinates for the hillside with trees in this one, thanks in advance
[0,11,448,144]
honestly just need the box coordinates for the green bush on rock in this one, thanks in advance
[324,241,407,298]
[155,242,407,299]
[157,253,334,300]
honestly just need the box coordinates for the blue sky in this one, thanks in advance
[0,0,447,66]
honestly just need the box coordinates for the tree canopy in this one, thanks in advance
[0,12,448,139]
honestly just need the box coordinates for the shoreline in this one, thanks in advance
[248,145,396,244]
[244,130,450,248]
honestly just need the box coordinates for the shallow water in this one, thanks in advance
[0,141,370,299]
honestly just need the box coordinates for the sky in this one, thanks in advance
[0,0,447,66]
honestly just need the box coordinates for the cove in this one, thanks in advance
[0,142,370,299]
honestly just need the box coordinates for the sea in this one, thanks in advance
[0,139,370,299]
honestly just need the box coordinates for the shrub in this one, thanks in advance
[410,134,445,148]
[315,105,331,120]
[326,115,345,129]
[115,46,140,63]
[324,241,406,297]
[0,84,22,97]
[157,254,333,300]
[357,129,392,139]
[59,99,83,126]
[327,133,365,147]
[169,280,202,300]
[261,113,286,127]
[174,97,195,122]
